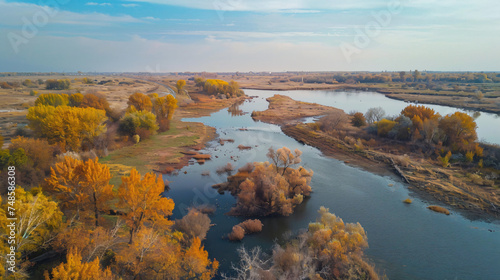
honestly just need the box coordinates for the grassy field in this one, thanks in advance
[100,118,214,187]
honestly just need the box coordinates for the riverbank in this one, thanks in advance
[100,95,248,186]
[252,94,500,221]
[235,79,500,115]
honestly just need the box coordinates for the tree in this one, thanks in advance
[80,94,110,113]
[44,156,113,226]
[225,207,377,280]
[128,92,153,112]
[10,136,54,172]
[45,79,70,90]
[118,110,158,138]
[413,70,421,82]
[117,228,218,280]
[399,71,406,82]
[401,104,440,131]
[182,237,219,280]
[377,119,397,137]
[319,111,348,131]
[351,112,367,127]
[117,168,174,243]
[266,147,302,176]
[439,112,478,151]
[35,93,69,107]
[27,105,107,151]
[176,80,186,94]
[53,223,120,263]
[365,107,385,124]
[152,94,178,131]
[216,148,313,216]
[13,187,63,255]
[45,249,114,280]
[69,93,84,107]
[174,209,211,243]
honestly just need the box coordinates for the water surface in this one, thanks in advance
[165,90,500,280]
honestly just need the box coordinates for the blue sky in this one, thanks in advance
[0,0,499,72]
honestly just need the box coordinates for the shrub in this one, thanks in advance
[45,79,70,90]
[239,219,263,233]
[118,110,158,137]
[174,209,212,243]
[351,112,367,127]
[377,119,397,137]
[228,225,245,241]
[403,198,412,204]
[132,134,140,144]
[427,205,450,215]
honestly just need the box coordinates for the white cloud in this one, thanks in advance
[122,3,140,8]
[85,2,112,6]
[0,1,141,26]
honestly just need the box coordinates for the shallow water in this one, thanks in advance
[164,90,500,280]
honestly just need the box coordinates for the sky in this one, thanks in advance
[0,0,499,72]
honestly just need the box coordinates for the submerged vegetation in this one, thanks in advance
[224,207,378,280]
[214,147,313,216]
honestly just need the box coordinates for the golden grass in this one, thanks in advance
[427,205,450,215]
[403,198,412,204]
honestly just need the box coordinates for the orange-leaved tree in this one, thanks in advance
[128,92,153,112]
[44,156,113,226]
[117,168,174,243]
[45,249,114,280]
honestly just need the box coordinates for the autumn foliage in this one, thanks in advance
[215,147,313,216]
[45,249,114,280]
[44,156,113,226]
[117,168,174,243]
[226,207,377,280]
[27,105,107,151]
[128,92,153,112]
[227,219,263,241]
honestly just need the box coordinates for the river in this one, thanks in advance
[165,89,500,280]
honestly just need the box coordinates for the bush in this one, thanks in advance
[228,225,245,241]
[351,112,367,127]
[118,110,158,137]
[427,205,450,215]
[45,79,70,90]
[174,209,212,243]
[377,119,397,137]
[132,134,140,144]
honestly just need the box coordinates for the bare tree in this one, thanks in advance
[365,107,386,124]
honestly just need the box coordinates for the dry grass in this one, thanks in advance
[403,198,412,204]
[427,205,450,215]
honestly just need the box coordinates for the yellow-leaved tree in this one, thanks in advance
[152,94,178,131]
[117,169,175,243]
[128,92,153,112]
[27,105,107,151]
[45,249,114,280]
